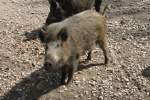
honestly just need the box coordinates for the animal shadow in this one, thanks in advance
[23,27,42,41]
[1,62,103,100]
[1,67,62,100]
[142,66,150,78]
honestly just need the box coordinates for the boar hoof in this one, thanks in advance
[61,79,67,85]
[61,71,68,85]
[61,74,71,85]
[104,57,108,65]
[61,67,73,85]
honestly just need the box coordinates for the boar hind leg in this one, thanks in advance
[86,51,92,61]
[61,66,73,85]
[96,39,108,65]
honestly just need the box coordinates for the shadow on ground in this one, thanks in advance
[1,62,103,100]
[142,66,150,78]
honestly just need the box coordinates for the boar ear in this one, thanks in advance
[57,28,68,42]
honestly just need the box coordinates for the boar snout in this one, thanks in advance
[44,55,64,71]
[44,60,53,71]
[44,61,52,68]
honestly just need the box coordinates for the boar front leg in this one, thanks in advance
[61,65,73,85]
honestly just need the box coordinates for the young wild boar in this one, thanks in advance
[24,0,103,41]
[42,9,108,85]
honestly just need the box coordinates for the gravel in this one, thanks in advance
[0,0,150,100]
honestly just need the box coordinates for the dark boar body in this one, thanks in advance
[24,0,103,41]
[46,0,102,25]
[43,10,108,84]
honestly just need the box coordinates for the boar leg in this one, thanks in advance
[66,67,73,84]
[95,0,102,12]
[61,66,73,85]
[97,40,108,64]
[61,66,67,85]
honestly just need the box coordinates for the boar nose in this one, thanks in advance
[44,61,53,71]
[44,62,52,68]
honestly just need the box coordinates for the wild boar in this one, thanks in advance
[42,9,108,85]
[46,0,103,25]
[24,0,103,41]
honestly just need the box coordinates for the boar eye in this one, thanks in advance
[54,41,61,48]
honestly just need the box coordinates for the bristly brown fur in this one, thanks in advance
[44,10,109,84]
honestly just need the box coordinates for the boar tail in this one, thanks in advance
[102,4,108,15]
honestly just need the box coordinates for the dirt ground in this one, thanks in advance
[0,0,150,100]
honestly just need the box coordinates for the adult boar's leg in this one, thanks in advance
[95,0,102,12]
[97,39,108,65]
[61,65,73,85]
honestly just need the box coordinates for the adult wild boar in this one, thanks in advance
[24,0,103,41]
[42,9,108,84]
[46,0,103,25]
